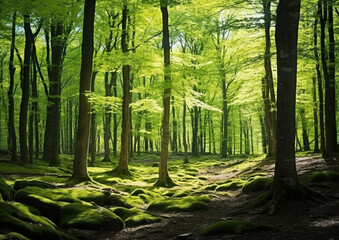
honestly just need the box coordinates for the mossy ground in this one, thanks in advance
[0,152,333,239]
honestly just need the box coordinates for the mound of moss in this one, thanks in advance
[0,202,73,240]
[308,171,339,183]
[13,180,57,191]
[172,189,194,198]
[15,186,107,206]
[107,194,145,208]
[200,220,275,236]
[242,177,272,193]
[3,232,30,240]
[60,202,124,231]
[147,195,210,212]
[215,181,244,191]
[130,188,162,199]
[111,207,163,227]
[0,178,15,201]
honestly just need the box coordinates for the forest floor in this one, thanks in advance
[101,154,339,240]
[1,152,339,240]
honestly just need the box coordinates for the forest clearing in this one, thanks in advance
[0,0,338,239]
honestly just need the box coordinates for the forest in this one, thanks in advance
[0,0,338,239]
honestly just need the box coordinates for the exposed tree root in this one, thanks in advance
[255,181,325,215]
[111,167,132,176]
[67,176,93,185]
[154,175,176,188]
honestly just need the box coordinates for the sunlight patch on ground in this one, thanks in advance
[310,217,339,228]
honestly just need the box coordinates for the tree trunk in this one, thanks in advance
[90,71,98,167]
[259,114,268,154]
[171,96,178,152]
[221,77,228,157]
[113,4,131,175]
[183,100,189,163]
[72,0,96,181]
[299,107,310,151]
[8,12,18,162]
[19,15,33,163]
[267,0,304,213]
[326,1,337,155]
[112,72,118,157]
[262,0,277,158]
[314,3,325,155]
[43,22,69,166]
[155,3,175,187]
[103,72,112,162]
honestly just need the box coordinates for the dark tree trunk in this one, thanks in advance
[325,1,337,155]
[191,104,199,156]
[155,2,175,187]
[72,0,96,181]
[299,107,310,151]
[68,98,73,154]
[43,22,70,166]
[260,114,268,154]
[112,72,118,157]
[171,96,178,152]
[32,58,39,159]
[262,0,310,214]
[19,15,33,163]
[183,100,189,163]
[114,4,131,175]
[314,2,325,155]
[221,77,228,157]
[90,71,98,167]
[262,0,277,158]
[103,72,112,162]
[8,12,18,162]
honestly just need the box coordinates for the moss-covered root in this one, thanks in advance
[308,171,339,183]
[256,181,324,215]
[154,175,176,188]
[0,178,15,201]
[200,220,275,236]
[67,176,93,185]
[111,167,132,176]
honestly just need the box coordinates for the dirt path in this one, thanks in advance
[98,156,339,240]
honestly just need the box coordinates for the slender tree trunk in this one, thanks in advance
[259,114,268,154]
[314,3,325,155]
[183,100,189,163]
[155,2,175,187]
[72,0,96,181]
[20,15,34,163]
[262,0,277,158]
[8,12,18,162]
[90,71,98,167]
[114,4,131,175]
[171,96,178,152]
[299,107,310,151]
[320,0,335,159]
[103,72,112,162]
[112,72,118,157]
[68,98,73,154]
[221,77,228,157]
[326,1,337,154]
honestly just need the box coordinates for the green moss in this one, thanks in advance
[172,189,193,198]
[15,186,107,206]
[107,194,145,208]
[0,202,73,240]
[111,207,163,227]
[5,232,30,240]
[308,171,339,183]
[147,195,210,212]
[201,184,217,191]
[13,180,57,191]
[130,188,162,198]
[215,181,244,191]
[200,220,275,236]
[242,177,273,193]
[60,202,124,231]
[0,178,15,201]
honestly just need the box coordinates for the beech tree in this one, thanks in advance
[155,0,175,187]
[71,0,96,181]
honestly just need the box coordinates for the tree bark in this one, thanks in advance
[299,107,310,151]
[155,2,175,187]
[71,0,96,181]
[90,71,98,167]
[19,15,33,163]
[314,3,325,155]
[113,4,131,175]
[8,12,18,162]
[103,72,112,162]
